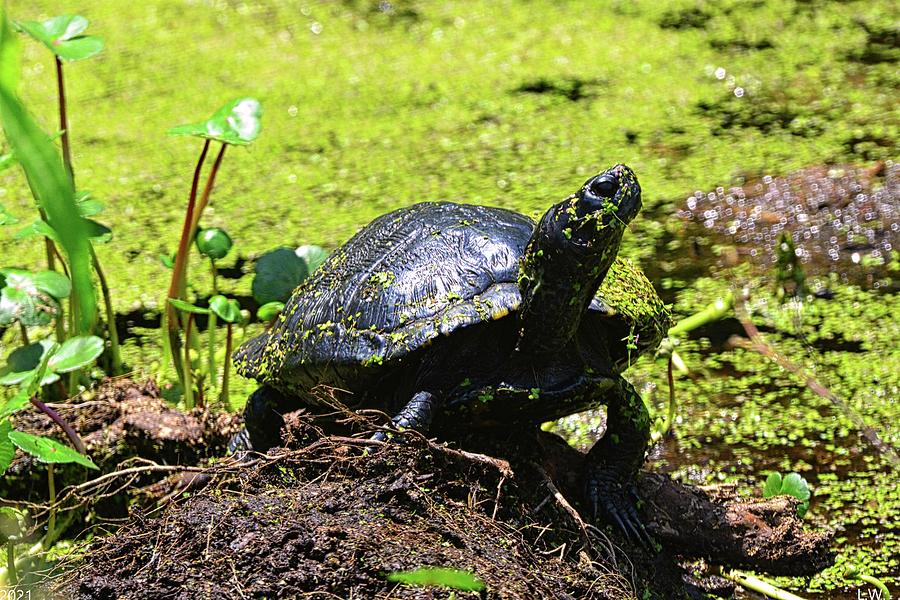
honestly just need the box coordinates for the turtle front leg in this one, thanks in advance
[229,385,294,454]
[585,378,654,548]
[372,391,436,442]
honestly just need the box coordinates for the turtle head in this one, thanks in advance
[516,164,642,358]
[575,164,641,226]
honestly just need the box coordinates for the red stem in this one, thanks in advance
[55,57,74,184]
[190,143,227,233]
[30,397,87,455]
[166,139,211,334]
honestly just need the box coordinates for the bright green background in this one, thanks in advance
[0,1,897,597]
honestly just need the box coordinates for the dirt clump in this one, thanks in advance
[48,411,833,599]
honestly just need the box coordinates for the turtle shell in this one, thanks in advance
[234,202,669,392]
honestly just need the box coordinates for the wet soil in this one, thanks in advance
[43,408,833,600]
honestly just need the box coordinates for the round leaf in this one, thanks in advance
[0,269,67,326]
[7,431,98,469]
[49,335,104,374]
[252,247,308,305]
[209,295,241,323]
[168,98,262,146]
[296,245,328,274]
[0,340,59,386]
[15,16,104,62]
[195,227,233,260]
[256,301,284,322]
[762,472,782,498]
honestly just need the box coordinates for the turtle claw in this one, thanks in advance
[588,474,654,550]
[227,428,253,455]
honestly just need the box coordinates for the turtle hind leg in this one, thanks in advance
[372,391,436,441]
[585,378,654,548]
[228,385,294,454]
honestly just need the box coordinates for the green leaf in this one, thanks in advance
[85,218,113,243]
[17,217,110,243]
[14,16,104,62]
[0,267,71,298]
[74,191,104,217]
[762,471,811,518]
[168,97,263,146]
[386,568,486,592]
[209,295,240,323]
[296,244,328,274]
[762,472,782,499]
[0,505,25,540]
[0,388,31,419]
[0,420,14,474]
[195,227,233,260]
[252,247,308,305]
[50,335,103,373]
[8,431,97,469]
[0,10,19,90]
[15,218,59,242]
[0,269,67,326]
[0,11,97,335]
[167,298,210,315]
[256,301,284,322]
[160,253,175,269]
[0,340,59,386]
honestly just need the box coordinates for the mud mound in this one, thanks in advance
[49,413,833,599]
[56,434,642,599]
[2,378,240,510]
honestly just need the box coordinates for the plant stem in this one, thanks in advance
[210,258,218,295]
[189,144,227,235]
[857,574,891,599]
[219,322,233,407]
[90,246,122,374]
[733,294,900,469]
[47,464,56,542]
[667,293,733,337]
[30,397,87,454]
[207,311,217,397]
[18,322,29,346]
[183,312,195,409]
[5,540,15,585]
[55,57,73,185]
[718,568,808,600]
[166,139,211,382]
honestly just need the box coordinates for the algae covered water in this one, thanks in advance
[1,0,897,597]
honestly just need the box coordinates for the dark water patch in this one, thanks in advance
[658,7,713,30]
[850,18,899,64]
[709,37,775,51]
[513,77,603,102]
[114,294,259,343]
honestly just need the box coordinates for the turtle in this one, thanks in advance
[232,164,672,544]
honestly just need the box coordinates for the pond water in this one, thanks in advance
[1,0,897,597]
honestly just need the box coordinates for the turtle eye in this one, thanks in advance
[589,176,618,198]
